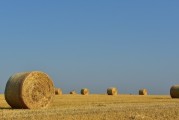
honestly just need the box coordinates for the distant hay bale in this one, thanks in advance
[55,88,62,95]
[139,89,148,95]
[5,71,54,109]
[170,85,179,98]
[81,88,89,95]
[107,87,118,95]
[70,90,77,94]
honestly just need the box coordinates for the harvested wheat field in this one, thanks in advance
[0,94,179,120]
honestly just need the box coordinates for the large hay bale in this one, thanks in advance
[139,89,148,95]
[81,88,89,95]
[107,87,118,95]
[5,71,54,109]
[55,88,62,95]
[170,85,179,98]
[70,90,77,94]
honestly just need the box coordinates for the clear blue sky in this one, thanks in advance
[0,1,179,94]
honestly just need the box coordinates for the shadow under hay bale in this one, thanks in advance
[5,71,54,109]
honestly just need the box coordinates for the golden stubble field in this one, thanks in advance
[0,94,179,120]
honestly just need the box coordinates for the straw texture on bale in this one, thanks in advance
[139,89,148,95]
[81,88,89,95]
[170,85,179,98]
[5,71,54,109]
[70,91,76,94]
[55,88,62,95]
[107,87,118,95]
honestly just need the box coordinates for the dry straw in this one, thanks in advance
[170,85,179,98]
[55,88,62,95]
[5,71,54,109]
[107,87,118,95]
[139,89,148,95]
[81,88,89,95]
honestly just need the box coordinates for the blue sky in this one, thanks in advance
[0,1,179,94]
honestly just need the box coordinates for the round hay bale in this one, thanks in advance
[70,90,76,94]
[139,89,148,95]
[5,71,54,109]
[170,85,179,98]
[107,87,118,95]
[55,88,62,95]
[81,88,89,95]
